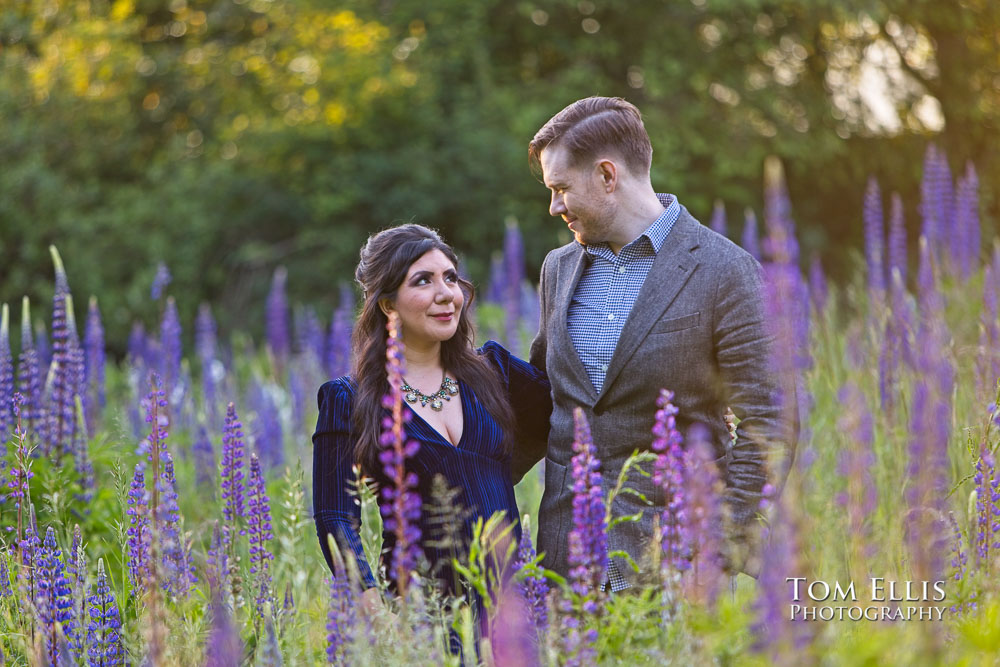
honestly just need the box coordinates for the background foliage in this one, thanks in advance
[2,0,998,350]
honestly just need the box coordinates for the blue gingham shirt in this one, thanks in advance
[567,193,681,393]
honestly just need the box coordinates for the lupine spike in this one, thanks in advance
[652,391,689,580]
[87,558,125,666]
[266,266,291,366]
[66,524,88,658]
[125,464,150,594]
[808,254,828,314]
[325,537,355,665]
[503,218,526,354]
[512,514,548,633]
[250,380,284,471]
[247,452,275,614]
[682,424,726,607]
[17,297,43,435]
[150,262,172,300]
[204,589,244,667]
[887,192,907,285]
[709,199,727,236]
[83,297,105,434]
[919,144,940,250]
[0,304,13,438]
[160,297,182,404]
[863,176,885,296]
[379,312,423,595]
[327,284,354,379]
[36,526,76,664]
[46,269,78,461]
[741,208,761,261]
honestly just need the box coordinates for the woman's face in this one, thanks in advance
[383,249,465,349]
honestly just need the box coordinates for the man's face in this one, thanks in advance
[540,143,615,246]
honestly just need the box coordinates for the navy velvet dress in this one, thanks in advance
[312,341,551,594]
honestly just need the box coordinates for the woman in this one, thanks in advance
[312,224,551,618]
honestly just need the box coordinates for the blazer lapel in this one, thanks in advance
[597,211,702,403]
[553,245,599,403]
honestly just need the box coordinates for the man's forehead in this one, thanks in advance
[540,144,573,182]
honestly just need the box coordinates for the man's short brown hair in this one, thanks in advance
[528,96,653,177]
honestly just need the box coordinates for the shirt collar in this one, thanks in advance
[582,193,679,257]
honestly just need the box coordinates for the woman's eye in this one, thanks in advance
[445,273,458,282]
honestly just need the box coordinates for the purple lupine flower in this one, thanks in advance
[762,157,799,264]
[807,254,827,314]
[751,489,815,656]
[138,374,170,466]
[562,407,605,666]
[160,296,182,403]
[682,424,726,607]
[247,453,275,614]
[520,280,541,340]
[490,585,541,667]
[486,252,505,305]
[946,513,975,614]
[916,236,941,325]
[904,374,951,582]
[973,435,1000,566]
[651,390,689,580]
[327,284,354,380]
[378,313,423,594]
[125,464,150,594]
[295,305,326,364]
[204,589,243,667]
[266,266,291,366]
[16,298,43,436]
[0,304,13,438]
[978,264,1000,396]
[513,515,548,633]
[192,424,217,488]
[66,524,87,658]
[919,144,941,250]
[887,192,907,285]
[220,402,247,550]
[36,526,76,664]
[955,161,980,279]
[835,383,877,562]
[87,558,125,666]
[934,149,956,270]
[196,303,220,427]
[709,199,727,236]
[503,219,526,354]
[8,395,34,549]
[159,451,195,596]
[250,380,284,471]
[35,319,52,372]
[326,566,355,664]
[205,521,228,595]
[0,552,11,597]
[151,262,172,300]
[83,297,105,435]
[863,176,885,296]
[19,505,42,611]
[46,247,78,461]
[741,208,761,261]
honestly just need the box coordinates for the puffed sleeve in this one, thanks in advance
[312,378,377,588]
[478,341,552,483]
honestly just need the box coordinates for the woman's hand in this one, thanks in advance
[360,587,398,628]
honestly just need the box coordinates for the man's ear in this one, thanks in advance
[379,297,395,317]
[596,158,618,193]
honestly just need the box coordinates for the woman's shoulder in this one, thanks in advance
[476,340,510,366]
[316,376,357,423]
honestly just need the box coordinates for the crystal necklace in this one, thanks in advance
[401,374,459,411]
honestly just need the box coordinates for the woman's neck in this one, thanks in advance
[402,340,444,377]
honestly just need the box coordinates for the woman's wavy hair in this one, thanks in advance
[350,224,515,472]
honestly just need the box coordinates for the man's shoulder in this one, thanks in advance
[679,208,759,270]
[539,241,582,275]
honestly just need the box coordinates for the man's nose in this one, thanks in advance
[549,192,566,217]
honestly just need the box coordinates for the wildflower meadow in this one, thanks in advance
[2,146,1000,666]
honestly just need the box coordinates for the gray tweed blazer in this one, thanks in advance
[528,206,794,584]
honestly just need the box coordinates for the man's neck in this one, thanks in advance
[607,188,666,254]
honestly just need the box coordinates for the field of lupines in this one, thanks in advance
[2,145,1000,666]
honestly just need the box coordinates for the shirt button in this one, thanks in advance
[601,364,609,371]
[607,313,615,321]
[618,266,626,274]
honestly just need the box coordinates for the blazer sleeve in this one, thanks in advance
[528,253,551,373]
[479,341,552,484]
[713,252,797,548]
[312,379,377,588]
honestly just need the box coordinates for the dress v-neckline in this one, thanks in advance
[403,379,466,448]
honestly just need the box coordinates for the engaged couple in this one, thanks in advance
[313,96,795,624]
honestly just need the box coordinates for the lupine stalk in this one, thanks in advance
[0,304,13,437]
[379,312,422,595]
[83,297,105,434]
[250,380,284,471]
[973,411,1000,570]
[887,192,907,285]
[247,452,275,614]
[204,589,243,667]
[159,451,195,595]
[562,407,606,667]
[919,144,942,252]
[150,262,172,301]
[709,199,727,236]
[125,464,150,593]
[863,176,885,297]
[946,513,974,613]
[19,504,42,613]
[87,558,125,666]
[835,383,877,569]
[219,402,247,602]
[192,424,216,488]
[16,297,43,435]
[326,284,354,379]
[682,424,726,607]
[296,305,326,364]
[46,247,78,461]
[0,552,11,598]
[266,266,291,368]
[160,297,182,405]
[66,524,87,658]
[36,526,76,664]
[196,303,219,426]
[513,514,548,633]
[326,561,355,664]
[652,390,688,579]
[741,208,761,261]
[503,219,525,354]
[955,162,980,279]
[808,253,828,315]
[9,394,34,553]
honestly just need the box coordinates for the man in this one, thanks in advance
[527,96,794,589]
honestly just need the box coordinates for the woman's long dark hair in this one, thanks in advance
[350,224,515,473]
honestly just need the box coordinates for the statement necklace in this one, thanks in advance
[401,375,459,412]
